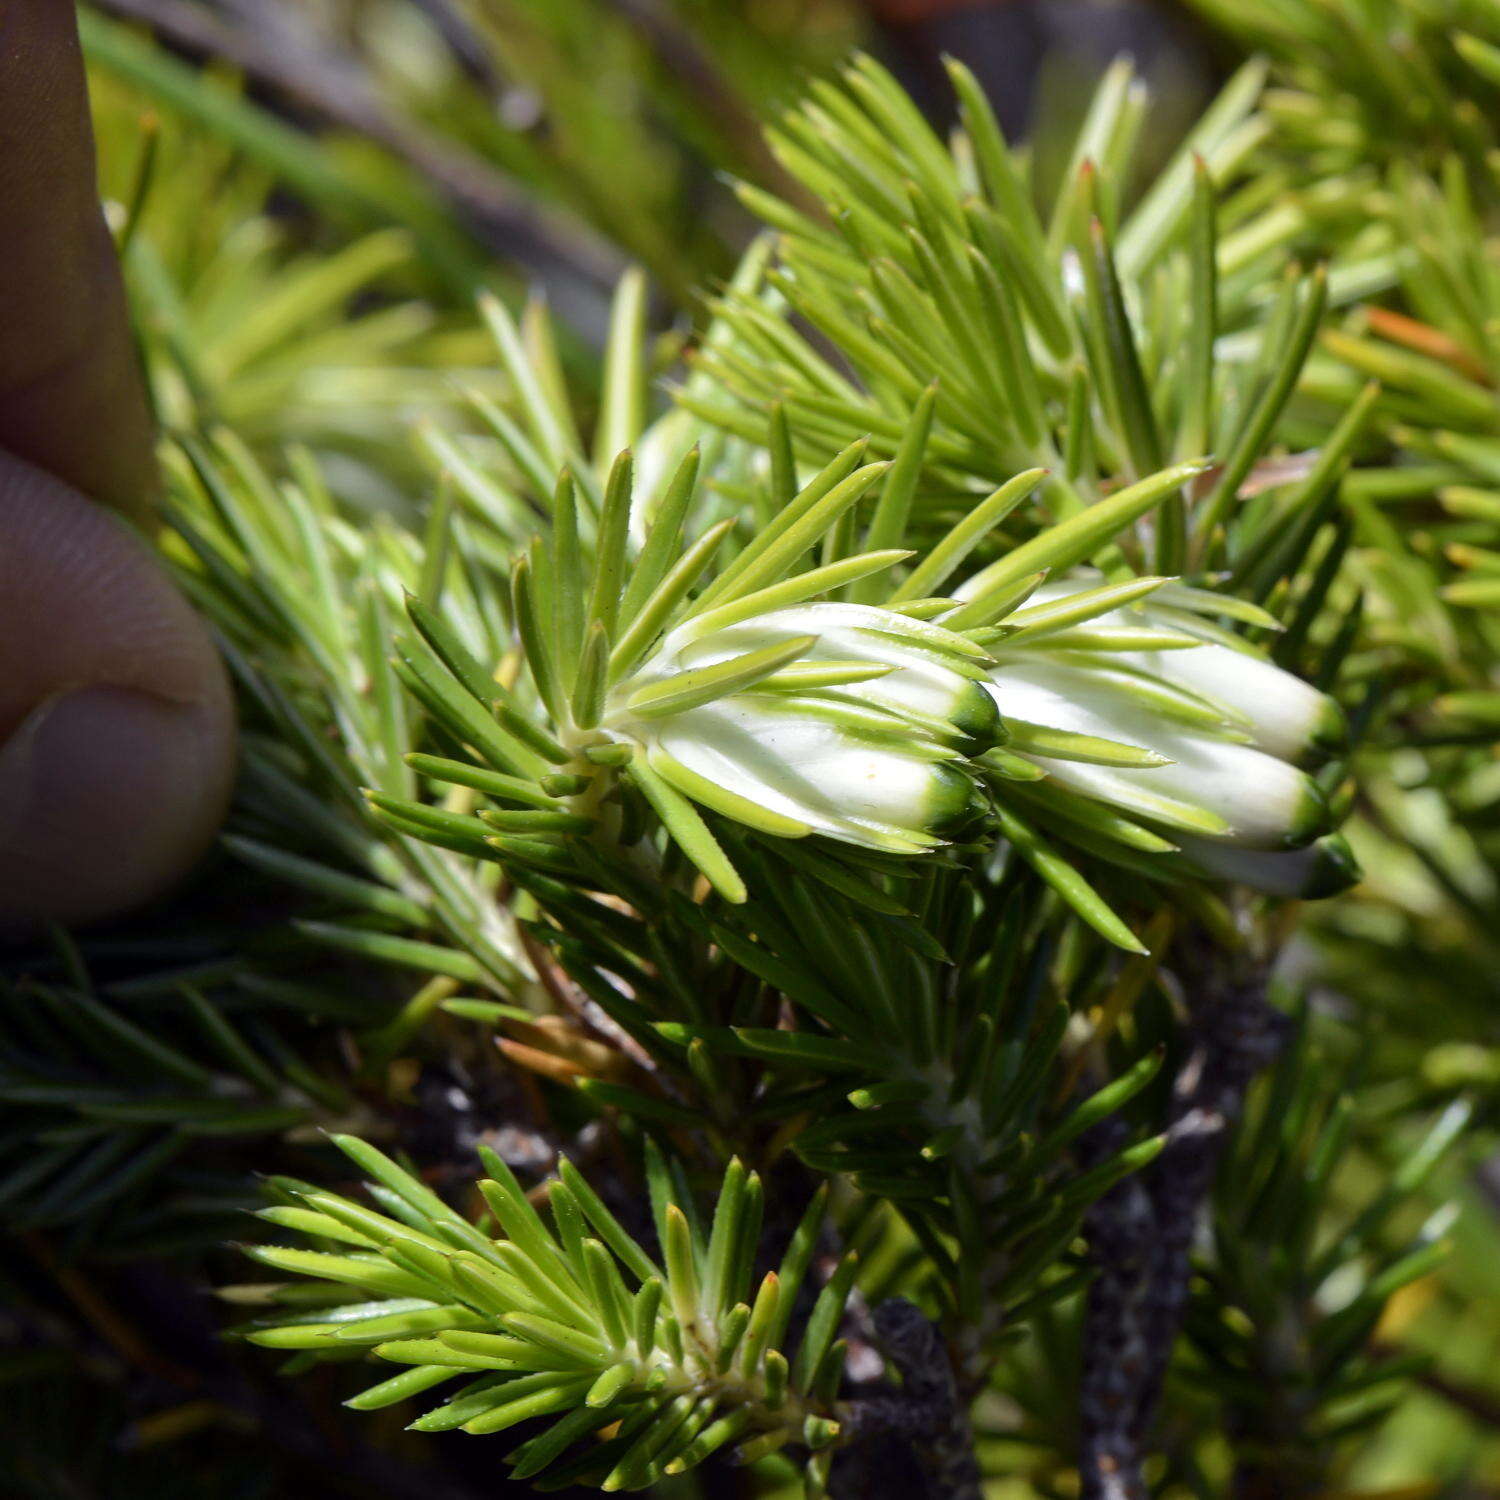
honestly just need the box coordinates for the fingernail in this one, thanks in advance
[0,684,233,931]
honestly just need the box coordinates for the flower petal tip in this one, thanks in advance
[925,764,988,839]
[950,681,1005,753]
[1298,833,1361,899]
[1281,774,1335,849]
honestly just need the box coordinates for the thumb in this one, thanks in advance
[0,453,236,929]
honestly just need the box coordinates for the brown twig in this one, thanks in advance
[836,1300,984,1500]
[408,0,509,97]
[597,0,815,212]
[1078,936,1289,1500]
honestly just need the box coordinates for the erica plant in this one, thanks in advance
[8,7,1499,1500]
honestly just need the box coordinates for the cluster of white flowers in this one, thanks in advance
[606,572,1353,900]
[974,578,1354,897]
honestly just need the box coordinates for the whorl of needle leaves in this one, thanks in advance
[242,1137,849,1491]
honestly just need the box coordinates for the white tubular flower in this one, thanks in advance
[1171,833,1360,899]
[962,574,1342,853]
[982,658,1331,848]
[1069,580,1348,765]
[603,601,999,853]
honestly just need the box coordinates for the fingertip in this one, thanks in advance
[0,454,236,931]
[0,682,234,929]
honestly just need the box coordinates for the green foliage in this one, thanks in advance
[1186,0,1500,187]
[706,53,1368,536]
[8,4,1500,1497]
[239,1141,848,1490]
[1204,0,1500,1181]
[0,938,332,1256]
[1183,1018,1470,1491]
